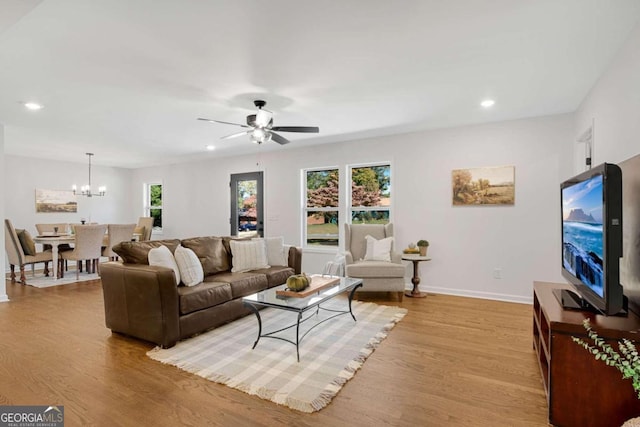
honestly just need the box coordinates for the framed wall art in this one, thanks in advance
[452,166,515,206]
[35,189,78,213]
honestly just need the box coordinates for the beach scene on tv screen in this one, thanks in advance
[562,175,604,297]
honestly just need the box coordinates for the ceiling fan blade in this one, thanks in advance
[270,132,290,145]
[271,126,319,133]
[221,130,252,140]
[197,118,250,128]
[255,109,273,127]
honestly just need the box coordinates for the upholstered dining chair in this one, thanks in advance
[35,223,72,269]
[60,224,107,279]
[344,223,406,301]
[102,223,136,261]
[4,219,52,284]
[136,216,154,241]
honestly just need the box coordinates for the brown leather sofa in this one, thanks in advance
[100,237,302,348]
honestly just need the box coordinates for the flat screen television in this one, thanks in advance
[559,162,625,315]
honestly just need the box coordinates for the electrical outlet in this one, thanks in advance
[493,268,502,279]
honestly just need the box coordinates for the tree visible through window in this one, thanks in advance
[305,169,339,246]
[145,183,163,230]
[351,164,391,224]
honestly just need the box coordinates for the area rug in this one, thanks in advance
[147,299,407,413]
[11,271,100,288]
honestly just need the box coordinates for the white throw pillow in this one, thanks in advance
[364,235,393,262]
[174,245,204,287]
[253,236,287,266]
[148,245,181,284]
[230,239,270,273]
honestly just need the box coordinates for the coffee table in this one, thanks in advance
[242,276,363,362]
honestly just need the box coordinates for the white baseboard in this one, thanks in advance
[407,283,533,305]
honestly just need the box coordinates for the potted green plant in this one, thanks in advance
[417,240,429,256]
[572,319,640,399]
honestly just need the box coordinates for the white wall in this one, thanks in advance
[0,124,7,302]
[130,113,574,303]
[576,21,640,166]
[4,155,134,237]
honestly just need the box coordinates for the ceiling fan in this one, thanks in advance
[198,100,319,145]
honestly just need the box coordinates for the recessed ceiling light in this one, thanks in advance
[24,102,43,110]
[205,145,215,151]
[480,99,495,108]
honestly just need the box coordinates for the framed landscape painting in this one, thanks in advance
[35,189,78,213]
[452,166,515,206]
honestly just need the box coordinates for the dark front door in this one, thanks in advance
[230,171,264,237]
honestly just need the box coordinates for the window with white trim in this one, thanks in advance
[304,168,339,247]
[349,163,391,224]
[144,182,163,232]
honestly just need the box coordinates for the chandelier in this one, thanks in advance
[72,153,106,197]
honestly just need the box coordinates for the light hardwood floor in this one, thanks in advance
[0,280,549,426]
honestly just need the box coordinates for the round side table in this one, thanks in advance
[401,254,431,298]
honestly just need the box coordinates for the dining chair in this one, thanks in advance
[4,219,53,284]
[35,223,72,270]
[60,224,108,279]
[102,223,136,261]
[136,217,154,241]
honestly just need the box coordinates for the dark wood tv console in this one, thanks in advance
[533,281,640,427]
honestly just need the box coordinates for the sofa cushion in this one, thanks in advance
[174,245,204,287]
[16,229,37,256]
[113,239,181,264]
[177,280,233,315]
[181,236,229,275]
[253,236,288,266]
[208,271,268,298]
[229,239,269,273]
[250,266,295,287]
[345,260,406,278]
[148,245,180,284]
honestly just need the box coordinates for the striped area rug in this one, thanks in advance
[147,298,407,413]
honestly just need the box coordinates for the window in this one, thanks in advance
[304,168,339,246]
[144,183,163,231]
[350,164,391,224]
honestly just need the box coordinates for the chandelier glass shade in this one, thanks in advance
[72,153,106,197]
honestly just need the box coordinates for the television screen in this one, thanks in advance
[562,174,604,297]
[560,162,624,315]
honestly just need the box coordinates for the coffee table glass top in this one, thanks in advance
[243,276,362,312]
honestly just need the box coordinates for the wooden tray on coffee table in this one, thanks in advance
[276,274,340,298]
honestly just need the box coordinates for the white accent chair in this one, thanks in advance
[60,224,108,279]
[102,223,136,261]
[344,223,406,301]
[4,219,52,284]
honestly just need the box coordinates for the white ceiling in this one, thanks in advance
[1,0,639,168]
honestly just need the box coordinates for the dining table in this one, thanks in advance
[33,234,75,279]
[34,231,143,280]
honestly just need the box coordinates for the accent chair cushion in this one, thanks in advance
[364,235,393,262]
[148,245,181,285]
[229,239,270,273]
[16,229,37,256]
[174,245,204,287]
